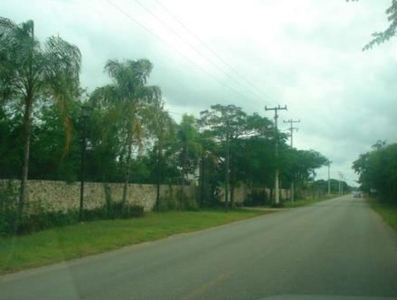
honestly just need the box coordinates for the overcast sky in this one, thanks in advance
[2,0,396,186]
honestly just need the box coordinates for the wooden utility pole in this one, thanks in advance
[283,119,300,202]
[265,105,287,205]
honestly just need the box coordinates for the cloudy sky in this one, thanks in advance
[2,0,396,186]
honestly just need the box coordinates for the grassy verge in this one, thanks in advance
[0,209,270,274]
[367,198,397,231]
[283,194,336,208]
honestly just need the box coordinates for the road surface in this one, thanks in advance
[1,195,396,299]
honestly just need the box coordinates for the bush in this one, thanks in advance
[104,202,145,219]
[15,211,77,235]
[0,181,19,236]
[243,190,270,207]
[157,188,198,212]
[157,191,178,212]
[270,202,285,208]
[82,203,144,221]
[182,196,199,211]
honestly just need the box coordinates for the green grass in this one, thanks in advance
[283,194,336,208]
[0,209,270,274]
[368,199,397,231]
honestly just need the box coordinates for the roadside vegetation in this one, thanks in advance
[353,141,397,231]
[283,193,337,208]
[0,209,270,274]
[0,15,346,237]
[367,198,397,231]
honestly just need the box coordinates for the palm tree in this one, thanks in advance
[0,17,81,214]
[92,59,161,205]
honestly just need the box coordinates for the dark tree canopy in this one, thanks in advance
[352,141,397,204]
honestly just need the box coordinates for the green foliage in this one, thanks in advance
[347,0,396,50]
[352,141,397,204]
[271,202,285,208]
[157,190,179,212]
[314,179,350,194]
[0,16,331,214]
[0,181,19,236]
[368,198,397,231]
[157,187,198,212]
[243,190,271,207]
[280,148,329,183]
[91,58,162,203]
[363,1,396,50]
[0,105,23,179]
[199,105,276,207]
[234,137,275,189]
[0,16,81,209]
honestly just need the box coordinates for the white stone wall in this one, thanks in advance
[0,180,290,212]
[0,180,194,212]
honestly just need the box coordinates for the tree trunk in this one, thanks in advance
[122,130,133,205]
[230,183,235,208]
[19,98,33,217]
[230,163,235,208]
[156,140,162,211]
[180,144,187,209]
[199,151,205,208]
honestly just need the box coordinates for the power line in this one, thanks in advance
[133,0,265,104]
[105,0,263,107]
[283,119,300,148]
[153,0,274,102]
[283,118,300,202]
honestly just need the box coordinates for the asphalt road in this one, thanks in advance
[1,195,396,300]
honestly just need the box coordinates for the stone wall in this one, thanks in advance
[220,186,290,204]
[0,180,290,212]
[0,180,195,212]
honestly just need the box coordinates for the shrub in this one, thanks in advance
[0,181,19,236]
[243,190,270,207]
[157,193,178,212]
[104,202,144,219]
[157,187,198,212]
[270,202,285,208]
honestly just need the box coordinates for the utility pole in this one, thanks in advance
[341,173,345,194]
[283,119,300,202]
[224,118,230,212]
[327,161,332,195]
[338,172,344,195]
[265,105,287,205]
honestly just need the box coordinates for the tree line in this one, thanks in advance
[0,17,333,217]
[353,141,397,204]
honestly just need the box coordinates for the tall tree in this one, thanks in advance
[352,141,397,204]
[0,17,81,213]
[145,104,176,209]
[176,115,201,185]
[232,114,275,188]
[199,104,247,209]
[91,59,161,204]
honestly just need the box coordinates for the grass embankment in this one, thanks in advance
[0,209,269,274]
[368,198,397,231]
